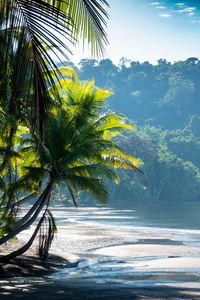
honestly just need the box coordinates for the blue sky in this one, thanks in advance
[70,0,200,65]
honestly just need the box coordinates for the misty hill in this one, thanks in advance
[76,57,200,130]
[60,58,200,206]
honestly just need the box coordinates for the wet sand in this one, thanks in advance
[1,207,200,299]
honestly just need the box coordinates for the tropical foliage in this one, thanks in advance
[76,57,200,130]
[0,0,109,136]
[73,58,200,205]
[112,126,200,206]
[1,0,139,263]
[0,69,141,263]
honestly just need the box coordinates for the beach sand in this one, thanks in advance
[1,276,200,299]
[1,208,200,299]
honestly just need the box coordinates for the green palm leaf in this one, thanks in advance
[66,175,108,204]
[1,0,109,134]
[66,0,109,57]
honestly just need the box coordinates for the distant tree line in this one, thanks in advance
[67,58,200,204]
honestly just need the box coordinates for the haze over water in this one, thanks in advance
[47,206,200,289]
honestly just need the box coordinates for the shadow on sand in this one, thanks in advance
[0,278,200,299]
[0,254,76,278]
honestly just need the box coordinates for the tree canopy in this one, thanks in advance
[0,68,141,263]
[73,58,200,205]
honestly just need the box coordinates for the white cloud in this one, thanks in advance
[151,2,161,6]
[131,90,140,97]
[185,7,196,12]
[155,5,166,9]
[178,7,196,13]
[188,12,195,16]
[160,13,172,18]
[176,3,185,7]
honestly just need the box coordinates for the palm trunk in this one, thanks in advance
[9,192,37,209]
[0,192,36,211]
[0,181,53,245]
[0,212,46,264]
[0,127,15,174]
[15,183,52,229]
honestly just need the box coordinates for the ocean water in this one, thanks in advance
[119,200,200,230]
[47,205,200,288]
[53,199,200,229]
[1,204,200,298]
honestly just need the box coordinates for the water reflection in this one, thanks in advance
[50,206,200,288]
[54,199,200,230]
[117,200,200,229]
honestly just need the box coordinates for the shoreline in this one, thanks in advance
[1,207,200,299]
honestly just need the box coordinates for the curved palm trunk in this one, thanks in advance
[15,183,52,229]
[0,212,46,264]
[0,181,53,245]
[0,192,36,211]
[0,128,15,174]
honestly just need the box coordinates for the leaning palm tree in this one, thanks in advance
[0,1,110,241]
[0,76,141,263]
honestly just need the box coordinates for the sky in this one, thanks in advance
[70,0,200,65]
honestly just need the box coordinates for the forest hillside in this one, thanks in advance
[60,58,200,206]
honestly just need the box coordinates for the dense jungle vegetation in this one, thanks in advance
[64,58,200,205]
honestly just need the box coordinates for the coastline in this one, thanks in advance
[1,207,200,299]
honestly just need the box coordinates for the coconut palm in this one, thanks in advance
[0,0,109,237]
[0,0,109,136]
[0,75,141,263]
[0,0,109,192]
[0,1,142,264]
[0,0,109,215]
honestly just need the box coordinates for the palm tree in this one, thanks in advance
[0,0,110,241]
[0,74,141,263]
[0,1,142,265]
[0,0,109,199]
[0,0,109,137]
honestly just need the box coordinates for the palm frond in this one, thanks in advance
[2,0,72,136]
[66,0,109,57]
[66,163,119,184]
[67,184,78,207]
[1,0,109,134]
[100,147,143,171]
[65,174,108,204]
[0,108,5,124]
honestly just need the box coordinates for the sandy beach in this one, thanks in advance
[1,207,200,299]
[1,278,200,299]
